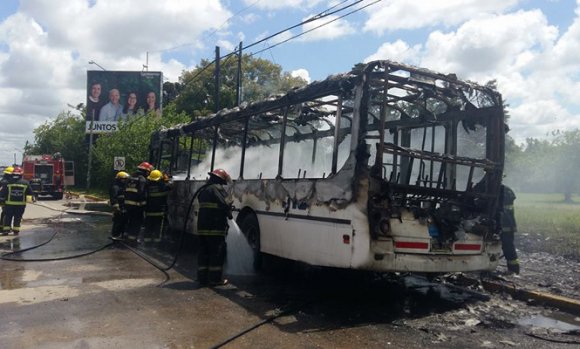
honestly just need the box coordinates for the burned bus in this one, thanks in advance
[150,60,505,273]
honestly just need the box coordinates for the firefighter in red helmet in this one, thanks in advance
[195,168,233,286]
[124,162,153,242]
[0,166,33,235]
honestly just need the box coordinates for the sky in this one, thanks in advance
[0,0,579,165]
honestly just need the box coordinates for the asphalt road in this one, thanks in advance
[0,199,577,348]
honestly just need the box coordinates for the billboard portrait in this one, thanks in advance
[86,71,163,133]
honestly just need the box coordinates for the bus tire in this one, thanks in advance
[53,192,64,200]
[240,214,262,271]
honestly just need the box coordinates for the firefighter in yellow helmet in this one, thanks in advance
[195,168,233,286]
[110,171,130,240]
[124,162,153,242]
[0,166,14,233]
[0,166,33,235]
[143,170,171,244]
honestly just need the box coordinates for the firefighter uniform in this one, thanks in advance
[110,171,129,239]
[500,185,519,274]
[0,168,33,235]
[195,169,233,286]
[124,165,150,241]
[144,170,171,244]
[0,167,14,233]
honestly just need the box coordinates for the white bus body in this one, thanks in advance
[152,60,505,273]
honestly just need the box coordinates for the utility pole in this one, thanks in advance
[237,41,248,179]
[211,46,220,170]
[236,41,243,106]
[215,46,221,113]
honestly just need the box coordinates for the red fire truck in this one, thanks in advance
[22,153,75,200]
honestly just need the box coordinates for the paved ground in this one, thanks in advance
[0,198,578,349]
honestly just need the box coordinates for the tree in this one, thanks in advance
[91,111,190,190]
[550,130,580,202]
[163,81,182,105]
[173,55,307,116]
[504,130,580,202]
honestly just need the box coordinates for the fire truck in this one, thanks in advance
[22,153,75,200]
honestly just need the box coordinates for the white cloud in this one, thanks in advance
[270,30,294,45]
[243,0,324,10]
[241,13,259,24]
[0,0,232,164]
[421,10,558,77]
[299,14,355,41]
[364,39,422,65]
[364,7,580,144]
[291,68,311,83]
[508,100,580,143]
[217,39,236,52]
[416,9,579,143]
[18,0,231,58]
[543,3,580,75]
[364,0,520,33]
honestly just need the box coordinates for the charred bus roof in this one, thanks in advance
[152,60,503,140]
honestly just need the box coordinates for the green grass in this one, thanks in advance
[515,192,580,259]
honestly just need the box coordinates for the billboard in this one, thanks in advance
[86,71,163,133]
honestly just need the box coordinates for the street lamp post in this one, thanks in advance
[86,109,95,190]
[88,60,107,71]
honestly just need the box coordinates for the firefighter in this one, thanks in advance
[0,166,14,233]
[195,168,233,286]
[0,167,33,235]
[144,170,171,244]
[500,185,520,274]
[110,171,130,240]
[124,162,153,242]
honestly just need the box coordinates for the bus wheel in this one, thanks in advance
[240,214,262,271]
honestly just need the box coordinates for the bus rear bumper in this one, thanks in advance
[361,247,501,273]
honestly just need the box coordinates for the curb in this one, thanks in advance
[480,279,580,314]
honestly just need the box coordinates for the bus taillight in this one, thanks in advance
[454,243,482,252]
[394,241,429,250]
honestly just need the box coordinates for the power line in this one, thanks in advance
[249,0,382,57]
[210,0,263,38]
[150,0,263,54]
[183,0,366,83]
[243,0,362,51]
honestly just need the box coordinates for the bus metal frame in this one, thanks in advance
[150,60,505,273]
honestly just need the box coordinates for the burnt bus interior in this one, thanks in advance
[150,60,505,247]
[150,74,356,182]
[363,62,505,248]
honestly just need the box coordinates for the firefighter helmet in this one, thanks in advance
[147,170,162,181]
[209,168,231,183]
[137,161,154,172]
[3,166,14,174]
[12,166,23,176]
[115,171,130,179]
